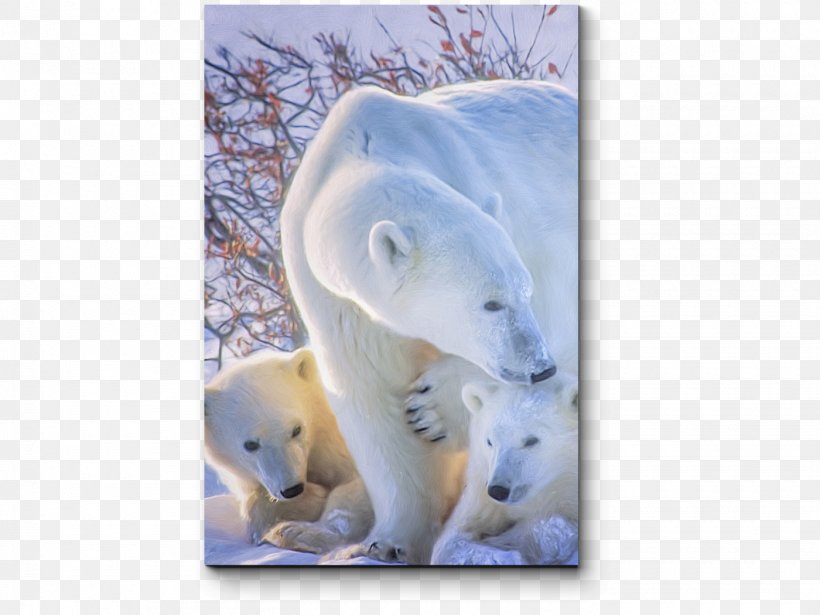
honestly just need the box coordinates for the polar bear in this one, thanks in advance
[431,375,579,565]
[280,80,576,563]
[400,80,578,449]
[204,349,373,553]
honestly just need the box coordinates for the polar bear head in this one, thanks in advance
[306,168,556,384]
[204,348,322,501]
[461,374,578,505]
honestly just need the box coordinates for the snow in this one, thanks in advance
[204,467,577,566]
[204,494,393,566]
[205,464,389,565]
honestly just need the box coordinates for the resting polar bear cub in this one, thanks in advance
[432,375,579,565]
[281,80,576,563]
[204,349,373,553]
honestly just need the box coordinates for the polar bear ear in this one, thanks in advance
[368,220,413,274]
[479,193,503,219]
[462,381,498,415]
[290,347,317,383]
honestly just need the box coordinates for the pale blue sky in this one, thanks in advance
[205,5,578,93]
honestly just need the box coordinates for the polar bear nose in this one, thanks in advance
[280,483,305,499]
[531,364,557,383]
[488,484,511,502]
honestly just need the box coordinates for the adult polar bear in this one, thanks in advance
[281,80,577,563]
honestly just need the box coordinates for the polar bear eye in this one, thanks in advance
[483,301,504,312]
[244,440,260,452]
[486,438,492,447]
[292,425,302,438]
[523,436,540,448]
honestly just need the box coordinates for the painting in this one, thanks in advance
[204,4,578,566]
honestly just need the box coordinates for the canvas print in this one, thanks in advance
[204,5,578,566]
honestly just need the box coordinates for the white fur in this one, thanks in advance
[432,374,579,565]
[281,80,576,563]
[401,79,578,448]
[204,349,373,553]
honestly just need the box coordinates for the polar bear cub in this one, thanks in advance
[432,374,578,565]
[204,348,373,553]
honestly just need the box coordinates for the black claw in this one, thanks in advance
[430,434,446,442]
[406,406,421,414]
[414,426,429,433]
[417,385,431,394]
[366,542,404,562]
[407,417,421,425]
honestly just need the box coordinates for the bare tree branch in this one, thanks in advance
[203,5,570,365]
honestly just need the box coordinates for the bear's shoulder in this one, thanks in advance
[421,80,576,116]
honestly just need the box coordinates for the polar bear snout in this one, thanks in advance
[496,354,555,384]
[255,446,308,503]
[280,483,305,499]
[491,308,556,384]
[522,330,554,373]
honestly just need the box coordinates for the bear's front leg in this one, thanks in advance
[404,354,485,450]
[265,478,374,554]
[244,483,328,545]
[355,442,463,564]
[321,479,433,563]
[432,533,526,566]
[326,395,464,564]
[243,486,281,545]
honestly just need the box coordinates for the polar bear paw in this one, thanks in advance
[404,406,448,443]
[319,540,408,564]
[404,355,478,448]
[435,539,526,566]
[404,375,449,443]
[366,540,407,563]
[263,520,333,554]
[532,516,578,564]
